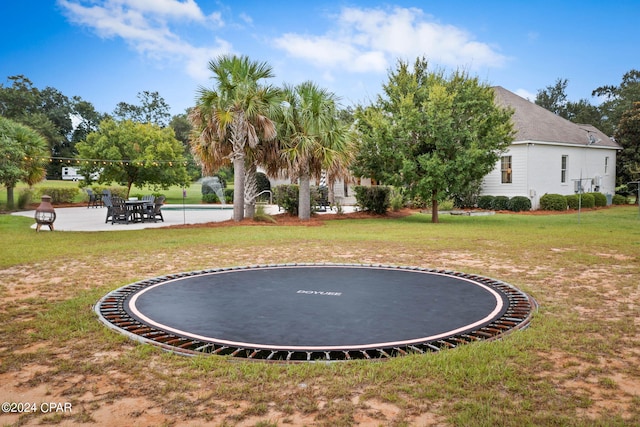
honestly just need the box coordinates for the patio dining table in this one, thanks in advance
[125,200,147,223]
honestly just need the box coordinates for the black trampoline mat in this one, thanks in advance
[125,265,509,351]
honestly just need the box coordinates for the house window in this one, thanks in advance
[605,156,609,174]
[561,155,568,183]
[501,156,512,184]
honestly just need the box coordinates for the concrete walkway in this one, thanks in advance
[12,204,355,232]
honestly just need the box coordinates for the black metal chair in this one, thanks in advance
[86,189,100,208]
[110,196,129,224]
[103,195,113,223]
[149,196,165,222]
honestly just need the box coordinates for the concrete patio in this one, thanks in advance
[12,204,355,232]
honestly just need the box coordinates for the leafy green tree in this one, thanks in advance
[190,55,280,222]
[353,58,515,222]
[614,101,640,188]
[113,90,171,127]
[277,81,352,220]
[0,75,105,178]
[0,117,48,208]
[169,110,200,180]
[593,69,640,136]
[75,119,189,197]
[536,78,569,117]
[535,78,604,129]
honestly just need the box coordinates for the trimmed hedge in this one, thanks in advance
[354,185,391,214]
[36,187,79,204]
[612,194,628,205]
[589,192,607,207]
[566,194,580,210]
[507,196,532,212]
[477,195,495,210]
[491,195,510,211]
[540,193,567,211]
[580,193,595,209]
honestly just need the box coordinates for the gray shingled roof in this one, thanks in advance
[492,86,620,149]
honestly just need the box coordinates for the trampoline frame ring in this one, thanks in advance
[94,263,537,362]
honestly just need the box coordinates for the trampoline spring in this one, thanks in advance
[212,346,229,355]
[266,351,278,360]
[378,349,391,358]
[360,350,371,359]
[249,350,261,359]
[394,347,407,356]
[230,348,245,357]
[408,345,425,354]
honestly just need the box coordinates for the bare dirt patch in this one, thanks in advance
[1,209,638,426]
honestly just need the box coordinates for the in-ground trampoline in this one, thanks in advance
[95,263,537,362]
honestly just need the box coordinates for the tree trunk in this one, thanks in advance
[230,112,246,222]
[244,163,257,219]
[6,186,15,210]
[299,171,311,221]
[232,156,245,221]
[431,189,439,223]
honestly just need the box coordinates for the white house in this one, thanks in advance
[482,87,621,209]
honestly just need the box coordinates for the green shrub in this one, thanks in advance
[612,194,628,205]
[477,195,495,210]
[491,195,510,211]
[389,188,405,212]
[566,194,580,210]
[580,193,595,208]
[36,187,79,204]
[273,185,322,215]
[507,196,532,212]
[354,186,391,214]
[540,193,567,211]
[588,192,607,207]
[202,193,219,203]
[224,189,233,203]
[274,184,300,215]
[17,189,34,209]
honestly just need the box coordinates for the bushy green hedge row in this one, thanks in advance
[354,185,391,214]
[542,192,610,211]
[36,187,80,204]
[477,195,532,212]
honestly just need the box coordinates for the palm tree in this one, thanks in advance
[189,55,280,221]
[277,82,353,220]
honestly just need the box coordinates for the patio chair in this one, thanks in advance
[110,196,129,224]
[86,189,100,208]
[148,195,165,222]
[103,195,113,223]
[141,195,155,221]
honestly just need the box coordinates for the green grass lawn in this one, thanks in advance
[0,207,639,425]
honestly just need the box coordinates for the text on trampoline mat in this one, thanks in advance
[297,290,342,296]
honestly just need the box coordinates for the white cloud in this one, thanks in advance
[515,88,536,102]
[273,6,507,75]
[57,0,228,80]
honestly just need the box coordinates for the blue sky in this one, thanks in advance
[1,1,638,117]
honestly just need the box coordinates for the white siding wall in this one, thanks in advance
[481,145,529,198]
[481,142,618,209]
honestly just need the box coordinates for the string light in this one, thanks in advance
[25,156,191,167]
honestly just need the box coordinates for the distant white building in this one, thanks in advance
[61,167,100,181]
[482,87,621,209]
